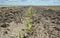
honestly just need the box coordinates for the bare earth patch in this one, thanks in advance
[0,6,60,38]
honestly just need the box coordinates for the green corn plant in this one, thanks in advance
[26,6,32,31]
[19,6,32,38]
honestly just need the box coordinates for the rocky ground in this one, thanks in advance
[0,6,60,38]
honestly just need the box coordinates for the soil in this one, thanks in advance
[0,6,60,38]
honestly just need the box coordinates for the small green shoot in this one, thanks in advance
[19,6,32,38]
[26,23,32,30]
[26,6,32,31]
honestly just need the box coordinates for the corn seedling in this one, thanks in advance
[19,6,32,38]
[26,6,32,31]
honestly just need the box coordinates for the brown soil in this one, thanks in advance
[0,6,60,38]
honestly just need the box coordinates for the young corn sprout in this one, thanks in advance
[26,6,32,31]
[19,6,32,38]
